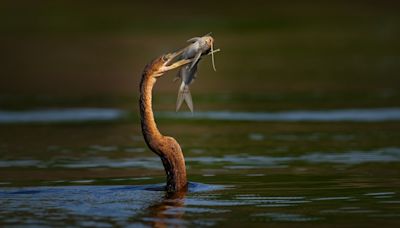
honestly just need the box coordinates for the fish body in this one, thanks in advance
[176,35,215,112]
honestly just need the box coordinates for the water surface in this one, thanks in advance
[1,114,400,227]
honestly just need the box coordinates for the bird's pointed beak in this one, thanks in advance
[161,48,191,72]
[164,49,184,64]
[160,47,221,73]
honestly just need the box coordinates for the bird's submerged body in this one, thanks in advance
[175,35,216,112]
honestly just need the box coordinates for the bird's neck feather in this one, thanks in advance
[139,65,187,192]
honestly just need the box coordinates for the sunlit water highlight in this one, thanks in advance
[0,108,125,123]
[161,108,400,122]
[1,108,400,123]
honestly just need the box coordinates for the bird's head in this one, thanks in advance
[151,49,191,78]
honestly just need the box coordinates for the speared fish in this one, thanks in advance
[175,33,218,112]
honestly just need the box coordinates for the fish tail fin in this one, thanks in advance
[176,83,193,112]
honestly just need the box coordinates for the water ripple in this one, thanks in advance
[253,212,321,222]
[0,108,125,123]
[189,147,400,166]
[1,147,399,169]
[160,108,400,122]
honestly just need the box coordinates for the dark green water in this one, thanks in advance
[1,111,400,227]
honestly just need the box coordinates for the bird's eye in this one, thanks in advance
[162,55,168,61]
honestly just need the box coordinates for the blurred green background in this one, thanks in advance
[0,0,399,111]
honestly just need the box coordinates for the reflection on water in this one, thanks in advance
[145,190,187,227]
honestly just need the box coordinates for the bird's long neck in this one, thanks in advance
[140,72,162,141]
[139,65,187,192]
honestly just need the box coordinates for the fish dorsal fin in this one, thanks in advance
[187,32,212,42]
[187,37,201,43]
[202,32,212,37]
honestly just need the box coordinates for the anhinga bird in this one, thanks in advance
[139,50,192,192]
[140,37,217,192]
